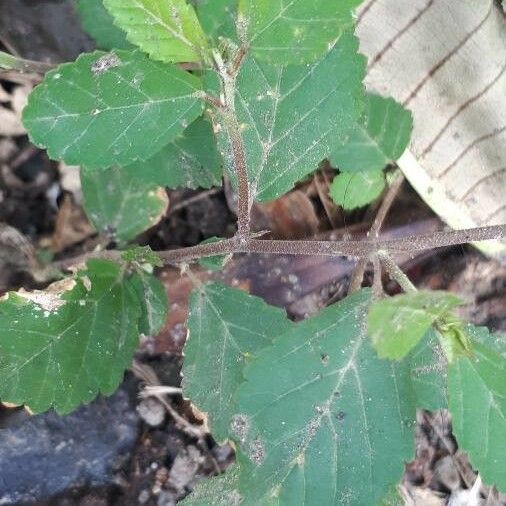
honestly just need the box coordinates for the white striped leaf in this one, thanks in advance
[23,50,203,168]
[234,290,417,504]
[104,0,209,63]
[0,261,142,414]
[183,282,294,442]
[449,340,506,492]
[209,31,366,202]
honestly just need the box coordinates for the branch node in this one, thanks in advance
[377,250,417,294]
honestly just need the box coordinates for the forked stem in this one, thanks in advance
[211,48,252,238]
[349,171,405,292]
[377,250,417,293]
[0,51,54,73]
[53,224,506,270]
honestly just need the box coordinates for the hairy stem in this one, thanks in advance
[372,255,384,298]
[224,112,251,236]
[0,51,54,74]
[377,250,417,293]
[212,49,251,237]
[54,223,506,270]
[349,171,405,292]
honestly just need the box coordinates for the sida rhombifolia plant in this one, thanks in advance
[0,0,505,503]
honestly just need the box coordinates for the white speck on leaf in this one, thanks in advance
[91,53,121,75]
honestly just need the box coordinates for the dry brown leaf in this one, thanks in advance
[16,277,77,313]
[356,0,506,256]
[251,190,320,239]
[51,194,94,253]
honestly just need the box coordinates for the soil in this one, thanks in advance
[0,2,504,505]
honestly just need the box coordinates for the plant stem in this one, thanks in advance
[231,45,247,74]
[377,249,417,293]
[167,188,222,215]
[372,255,384,298]
[0,51,54,74]
[349,171,405,292]
[224,112,251,237]
[53,223,506,270]
[371,172,406,237]
[212,49,251,238]
[199,92,225,110]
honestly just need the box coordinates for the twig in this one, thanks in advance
[0,51,54,74]
[230,45,247,74]
[348,257,369,293]
[224,113,251,236]
[131,360,205,439]
[156,396,204,438]
[9,145,39,170]
[377,249,417,293]
[372,255,384,298]
[53,224,506,270]
[349,171,405,292]
[0,70,44,85]
[140,385,182,397]
[313,169,341,229]
[372,172,406,237]
[168,188,222,215]
[212,49,252,238]
[199,92,225,110]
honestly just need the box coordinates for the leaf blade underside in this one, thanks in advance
[123,115,222,189]
[81,166,169,242]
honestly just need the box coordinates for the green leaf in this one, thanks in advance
[408,329,448,410]
[198,237,228,271]
[123,115,222,189]
[121,245,162,267]
[81,166,169,243]
[182,283,293,441]
[23,50,203,169]
[449,341,506,492]
[194,0,237,41]
[210,31,365,201]
[329,94,413,173]
[0,260,141,414]
[76,0,133,50]
[368,291,463,360]
[180,464,241,505]
[237,0,361,64]
[436,314,473,364]
[379,485,404,506]
[130,269,168,335]
[103,0,208,63]
[234,290,416,504]
[329,170,386,210]
[465,324,506,356]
